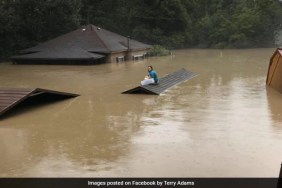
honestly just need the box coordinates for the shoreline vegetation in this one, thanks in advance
[148,45,171,57]
[1,0,282,59]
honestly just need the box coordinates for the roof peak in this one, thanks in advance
[81,24,102,32]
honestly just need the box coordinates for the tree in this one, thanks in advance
[2,0,282,59]
[0,1,22,58]
[0,0,82,58]
[13,0,81,42]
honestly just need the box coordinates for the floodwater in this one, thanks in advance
[0,49,282,177]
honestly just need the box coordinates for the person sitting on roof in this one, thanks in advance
[141,66,159,86]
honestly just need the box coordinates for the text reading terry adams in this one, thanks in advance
[88,180,194,187]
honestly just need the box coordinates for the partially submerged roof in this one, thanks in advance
[266,48,282,93]
[0,88,79,118]
[11,24,152,61]
[12,48,105,60]
[122,68,198,95]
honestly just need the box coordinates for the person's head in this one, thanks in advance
[148,66,153,72]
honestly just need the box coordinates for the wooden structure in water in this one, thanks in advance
[122,68,198,95]
[266,48,282,93]
[0,88,79,118]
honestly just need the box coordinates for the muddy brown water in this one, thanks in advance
[0,49,282,177]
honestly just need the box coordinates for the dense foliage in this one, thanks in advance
[1,0,282,59]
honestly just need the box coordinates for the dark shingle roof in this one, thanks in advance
[12,24,152,61]
[12,48,104,60]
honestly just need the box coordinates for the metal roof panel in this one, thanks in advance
[122,69,198,95]
[0,88,79,118]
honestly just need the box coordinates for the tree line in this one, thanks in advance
[1,0,282,59]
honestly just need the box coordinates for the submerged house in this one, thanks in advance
[266,48,282,93]
[11,24,152,64]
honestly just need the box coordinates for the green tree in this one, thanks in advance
[0,0,22,58]
[13,0,81,42]
[2,0,282,59]
[0,0,82,59]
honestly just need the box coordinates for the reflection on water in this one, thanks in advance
[0,49,282,177]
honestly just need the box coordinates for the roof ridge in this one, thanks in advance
[87,25,111,52]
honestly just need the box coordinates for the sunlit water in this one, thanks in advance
[0,49,281,177]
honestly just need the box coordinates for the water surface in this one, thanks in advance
[0,48,281,177]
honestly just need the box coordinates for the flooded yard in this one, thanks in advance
[0,48,281,177]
